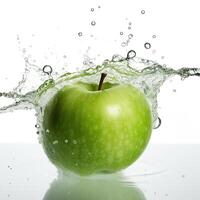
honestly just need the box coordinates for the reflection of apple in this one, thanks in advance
[42,73,152,175]
[43,174,146,200]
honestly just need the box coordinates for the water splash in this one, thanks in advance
[1,52,200,130]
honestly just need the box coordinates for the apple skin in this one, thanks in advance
[42,82,152,175]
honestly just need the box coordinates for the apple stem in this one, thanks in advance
[98,73,107,91]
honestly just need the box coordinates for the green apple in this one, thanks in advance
[42,73,152,175]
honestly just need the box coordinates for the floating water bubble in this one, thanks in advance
[127,50,136,59]
[36,131,39,135]
[91,21,96,26]
[128,26,131,30]
[35,124,40,128]
[141,10,145,14]
[144,42,151,49]
[98,5,101,8]
[121,42,127,47]
[91,8,94,12]
[24,57,29,62]
[43,65,53,75]
[152,35,156,38]
[78,32,83,37]
[128,34,133,39]
[153,117,162,129]
[120,32,124,35]
[173,89,176,92]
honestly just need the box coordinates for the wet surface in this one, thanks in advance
[0,143,200,199]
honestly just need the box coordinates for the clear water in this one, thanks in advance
[1,51,200,133]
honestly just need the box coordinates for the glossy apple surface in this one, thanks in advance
[42,81,152,175]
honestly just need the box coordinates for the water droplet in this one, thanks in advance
[141,10,145,14]
[173,89,176,92]
[120,32,123,35]
[73,140,77,144]
[98,5,101,8]
[24,57,28,62]
[53,140,58,145]
[128,34,133,39]
[75,163,78,166]
[127,50,136,59]
[121,42,127,47]
[35,124,40,128]
[128,26,131,30]
[46,129,50,133]
[43,65,52,75]
[112,55,123,62]
[36,131,39,135]
[72,152,74,155]
[152,35,156,38]
[153,117,161,129]
[144,42,151,49]
[91,21,96,26]
[128,22,132,25]
[91,8,94,12]
[78,32,82,37]
[64,139,68,144]
[8,165,12,170]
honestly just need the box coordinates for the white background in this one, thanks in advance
[0,0,200,144]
